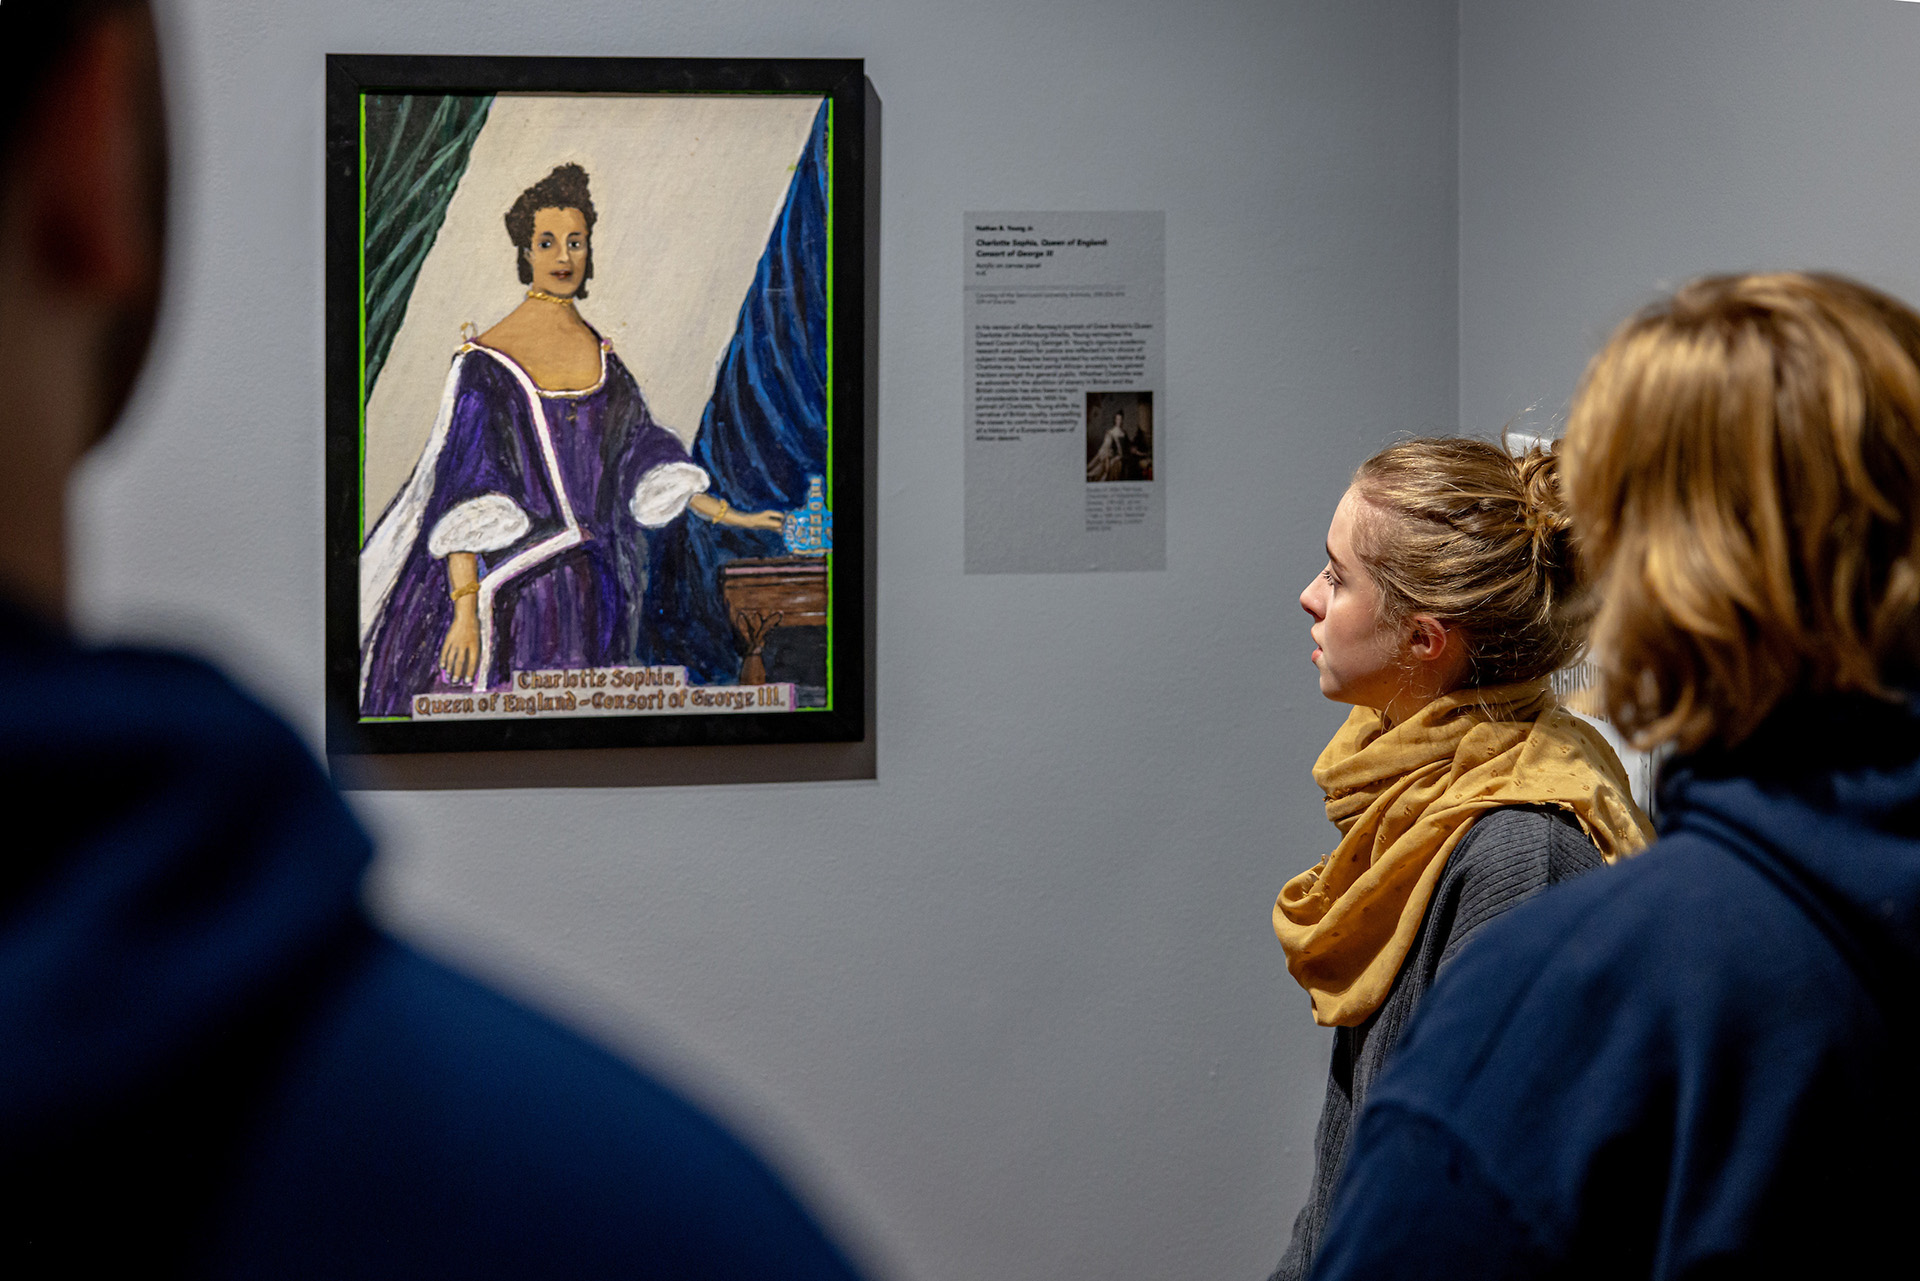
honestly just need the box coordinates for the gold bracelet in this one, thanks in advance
[708,498,731,522]
[450,581,480,602]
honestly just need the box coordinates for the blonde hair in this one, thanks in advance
[1563,271,1920,752]
[1350,436,1582,687]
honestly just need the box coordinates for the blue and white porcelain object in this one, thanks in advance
[782,475,832,556]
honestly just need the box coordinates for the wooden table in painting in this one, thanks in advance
[720,557,829,684]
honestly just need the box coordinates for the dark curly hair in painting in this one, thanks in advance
[505,163,597,297]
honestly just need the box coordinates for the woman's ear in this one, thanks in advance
[1407,615,1452,663]
[1404,613,1475,701]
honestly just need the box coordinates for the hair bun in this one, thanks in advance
[1351,435,1589,687]
[1513,443,1575,581]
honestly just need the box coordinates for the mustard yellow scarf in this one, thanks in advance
[1273,680,1651,1027]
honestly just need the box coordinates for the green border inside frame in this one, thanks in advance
[354,91,837,723]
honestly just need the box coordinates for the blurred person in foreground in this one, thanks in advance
[1311,270,1920,1278]
[0,4,865,1276]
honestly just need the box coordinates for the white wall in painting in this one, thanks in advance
[362,93,824,531]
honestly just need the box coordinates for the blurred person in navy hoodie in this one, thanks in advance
[0,4,866,1277]
[1311,271,1920,1278]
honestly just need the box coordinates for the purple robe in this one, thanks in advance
[358,340,705,717]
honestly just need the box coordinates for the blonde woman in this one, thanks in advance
[1312,272,1920,1278]
[1271,438,1650,1281]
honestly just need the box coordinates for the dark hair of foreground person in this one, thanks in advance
[1310,272,1920,1279]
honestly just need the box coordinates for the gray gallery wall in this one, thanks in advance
[85,1,1920,1275]
[1459,0,1920,436]
[75,3,1458,1279]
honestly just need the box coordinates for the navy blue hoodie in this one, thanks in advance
[0,604,864,1279]
[1311,695,1920,1279]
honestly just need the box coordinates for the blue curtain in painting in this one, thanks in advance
[363,94,494,398]
[642,101,830,683]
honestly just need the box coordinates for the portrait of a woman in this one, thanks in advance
[1086,399,1152,483]
[358,163,782,716]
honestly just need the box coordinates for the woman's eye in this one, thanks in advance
[1322,568,1336,586]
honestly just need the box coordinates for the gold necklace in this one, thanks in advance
[526,288,574,305]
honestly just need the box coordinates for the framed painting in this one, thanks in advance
[325,56,867,754]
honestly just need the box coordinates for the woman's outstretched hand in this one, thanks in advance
[688,493,785,531]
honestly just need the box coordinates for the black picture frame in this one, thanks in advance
[325,55,868,757]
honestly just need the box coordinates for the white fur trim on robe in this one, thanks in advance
[361,352,468,652]
[630,462,711,527]
[427,493,531,557]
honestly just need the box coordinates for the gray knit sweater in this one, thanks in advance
[1269,805,1603,1281]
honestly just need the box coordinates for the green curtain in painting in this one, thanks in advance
[362,94,494,399]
